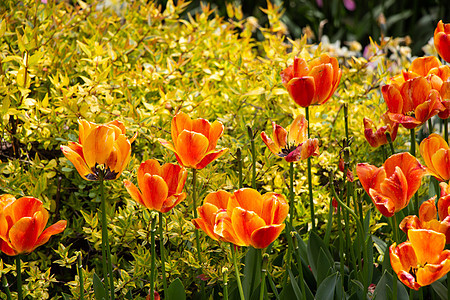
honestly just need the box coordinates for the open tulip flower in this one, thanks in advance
[434,20,450,63]
[400,197,450,244]
[159,112,228,169]
[261,114,319,162]
[363,113,399,148]
[390,229,450,290]
[192,188,289,249]
[124,159,187,213]
[280,54,342,107]
[61,119,137,181]
[382,76,445,129]
[0,194,67,256]
[356,152,425,217]
[419,133,450,181]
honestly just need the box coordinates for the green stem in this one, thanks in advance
[410,128,416,156]
[100,178,114,300]
[192,169,205,299]
[150,215,157,300]
[223,268,228,300]
[324,196,333,246]
[100,178,109,295]
[392,214,399,244]
[386,132,395,155]
[259,251,267,300]
[305,107,315,231]
[337,206,345,288]
[159,212,168,300]
[428,118,433,135]
[393,270,397,300]
[445,118,449,144]
[247,126,256,189]
[237,148,243,189]
[447,272,450,300]
[231,245,245,300]
[381,144,387,161]
[1,273,13,300]
[289,162,294,227]
[16,256,22,300]
[77,252,84,300]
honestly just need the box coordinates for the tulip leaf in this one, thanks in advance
[315,272,338,300]
[307,231,333,279]
[167,278,186,300]
[316,248,333,286]
[243,247,261,299]
[373,270,409,300]
[431,281,447,300]
[92,273,107,300]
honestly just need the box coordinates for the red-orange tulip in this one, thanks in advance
[434,20,450,63]
[123,159,187,213]
[192,188,289,249]
[261,115,319,162]
[0,195,66,256]
[363,113,398,148]
[400,197,450,244]
[419,133,450,181]
[61,119,137,181]
[280,54,342,107]
[356,152,425,217]
[390,229,450,290]
[382,76,444,129]
[159,112,228,169]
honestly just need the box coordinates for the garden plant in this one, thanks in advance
[1,0,450,299]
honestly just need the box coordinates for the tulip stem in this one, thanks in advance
[247,126,257,189]
[386,132,395,155]
[392,214,399,244]
[237,148,243,189]
[445,119,449,144]
[305,107,316,231]
[100,177,115,300]
[259,251,267,300]
[77,252,84,300]
[15,256,22,300]
[150,214,157,300]
[192,169,205,299]
[447,272,450,300]
[159,212,168,300]
[223,268,228,300]
[1,273,12,300]
[231,245,245,300]
[409,128,420,216]
[289,162,294,227]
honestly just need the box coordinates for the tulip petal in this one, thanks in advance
[214,210,245,246]
[10,197,43,223]
[399,215,421,234]
[84,125,115,168]
[419,198,438,223]
[287,77,315,107]
[8,217,40,254]
[288,114,308,145]
[408,229,445,265]
[438,195,450,221]
[368,188,396,217]
[124,180,145,206]
[431,149,450,181]
[138,159,162,190]
[309,63,333,105]
[204,190,231,210]
[206,121,224,152]
[171,112,192,149]
[382,85,403,114]
[176,130,209,168]
[161,163,187,196]
[416,257,450,287]
[285,138,319,162]
[196,148,228,169]
[260,193,289,225]
[251,224,285,249]
[261,132,281,156]
[409,56,441,76]
[140,174,169,211]
[356,163,386,193]
[35,220,67,249]
[61,143,93,180]
[161,193,186,213]
[379,166,408,211]
[231,207,266,246]
[272,122,288,149]
[229,188,264,217]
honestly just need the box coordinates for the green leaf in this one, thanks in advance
[307,231,333,279]
[316,248,333,286]
[373,270,409,300]
[93,273,107,300]
[431,281,448,300]
[167,278,186,300]
[288,268,302,299]
[243,247,261,299]
[315,272,338,300]
[62,293,71,300]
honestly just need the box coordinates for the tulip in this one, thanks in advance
[61,119,137,181]
[280,54,342,107]
[363,113,398,148]
[261,115,319,162]
[356,152,425,217]
[0,195,66,256]
[419,133,450,181]
[390,229,450,290]
[123,159,187,213]
[158,112,228,169]
[434,20,450,63]
[382,76,445,129]
[193,188,289,249]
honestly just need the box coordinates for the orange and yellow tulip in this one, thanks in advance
[280,54,342,107]
[363,113,398,148]
[419,133,450,181]
[159,112,228,169]
[390,229,450,290]
[260,115,319,162]
[61,119,137,181]
[382,76,444,129]
[400,196,450,244]
[0,195,66,256]
[356,152,425,217]
[434,20,450,63]
[123,159,187,213]
[192,188,289,249]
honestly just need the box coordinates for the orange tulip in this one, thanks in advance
[158,112,228,169]
[123,159,187,213]
[390,229,450,290]
[419,133,450,181]
[400,197,450,244]
[382,76,444,129]
[356,152,425,217]
[434,20,450,63]
[260,115,319,162]
[61,119,137,181]
[363,113,398,148]
[280,54,342,107]
[0,195,66,256]
[192,188,289,249]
